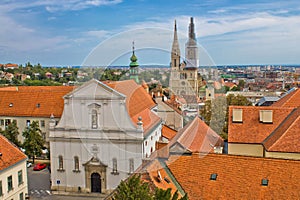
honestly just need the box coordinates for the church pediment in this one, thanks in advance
[65,79,125,100]
[83,157,107,168]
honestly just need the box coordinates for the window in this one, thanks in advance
[26,120,30,127]
[42,132,46,140]
[0,119,3,126]
[210,173,218,181]
[58,155,64,171]
[232,108,243,123]
[261,179,268,186]
[7,175,13,191]
[91,109,98,129]
[0,181,2,196]
[129,158,134,174]
[5,119,11,127]
[74,156,80,172]
[111,158,119,175]
[40,120,45,128]
[19,192,24,200]
[18,170,23,185]
[13,119,17,125]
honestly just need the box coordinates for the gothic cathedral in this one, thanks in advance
[169,17,200,97]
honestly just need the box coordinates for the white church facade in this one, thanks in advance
[49,79,162,194]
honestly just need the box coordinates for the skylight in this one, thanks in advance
[210,173,218,180]
[261,178,268,186]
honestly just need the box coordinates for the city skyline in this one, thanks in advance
[1,0,300,66]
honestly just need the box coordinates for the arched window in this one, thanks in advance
[129,158,134,174]
[74,156,79,172]
[91,109,98,129]
[58,155,64,171]
[111,158,119,175]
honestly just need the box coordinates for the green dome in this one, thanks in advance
[130,53,139,67]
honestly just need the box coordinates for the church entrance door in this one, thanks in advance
[91,173,101,193]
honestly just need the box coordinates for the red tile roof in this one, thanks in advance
[138,159,181,197]
[0,134,27,171]
[263,107,300,153]
[132,108,161,135]
[0,86,74,117]
[228,106,294,144]
[272,88,300,107]
[161,125,177,140]
[106,80,156,118]
[167,153,300,200]
[105,80,159,135]
[169,116,223,153]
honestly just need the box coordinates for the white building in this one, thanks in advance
[0,135,28,200]
[49,79,162,194]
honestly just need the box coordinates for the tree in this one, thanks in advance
[22,121,44,163]
[1,121,21,147]
[114,174,188,200]
[154,188,188,200]
[114,174,152,200]
[200,94,252,140]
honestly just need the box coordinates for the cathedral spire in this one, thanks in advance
[188,17,196,41]
[171,20,181,70]
[185,17,199,68]
[172,20,180,57]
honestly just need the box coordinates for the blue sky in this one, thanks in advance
[1,0,300,66]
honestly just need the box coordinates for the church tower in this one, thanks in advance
[171,20,181,70]
[169,20,182,95]
[169,18,199,97]
[184,17,199,95]
[185,17,199,68]
[129,41,139,83]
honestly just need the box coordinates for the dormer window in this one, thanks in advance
[232,108,243,123]
[36,103,40,108]
[9,103,13,107]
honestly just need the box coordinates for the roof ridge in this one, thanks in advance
[262,108,299,150]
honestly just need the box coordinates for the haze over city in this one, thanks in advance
[1,0,300,66]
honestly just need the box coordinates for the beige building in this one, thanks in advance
[0,134,28,200]
[228,88,300,160]
[0,86,74,146]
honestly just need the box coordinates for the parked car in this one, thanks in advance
[27,162,32,168]
[33,163,47,171]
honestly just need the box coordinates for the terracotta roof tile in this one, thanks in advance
[132,108,161,136]
[169,117,223,153]
[167,153,300,200]
[263,107,300,153]
[141,159,181,196]
[228,106,294,143]
[106,80,159,135]
[0,134,27,171]
[161,125,177,140]
[106,80,156,118]
[0,86,74,117]
[272,88,300,107]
